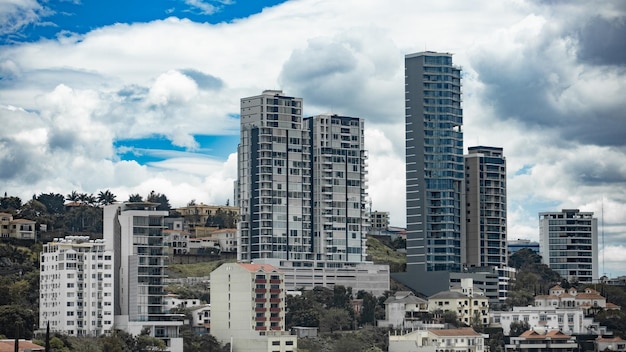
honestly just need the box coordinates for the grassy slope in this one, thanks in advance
[366,235,406,272]
[167,258,236,278]
[167,236,406,278]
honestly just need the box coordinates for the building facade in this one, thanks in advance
[237,90,380,293]
[210,262,296,352]
[39,236,114,336]
[0,212,36,240]
[539,209,598,283]
[402,51,463,295]
[370,211,390,230]
[103,202,183,351]
[464,146,507,268]
[389,328,485,352]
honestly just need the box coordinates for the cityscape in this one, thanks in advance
[1,1,626,352]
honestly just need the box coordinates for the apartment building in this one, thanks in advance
[539,209,598,283]
[103,202,183,351]
[464,146,507,268]
[39,236,114,336]
[210,262,296,352]
[400,51,464,296]
[237,90,386,295]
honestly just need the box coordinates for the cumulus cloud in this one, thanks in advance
[1,0,625,275]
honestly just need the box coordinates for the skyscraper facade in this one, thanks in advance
[404,52,463,277]
[103,202,183,351]
[539,209,598,283]
[237,90,369,266]
[464,146,507,268]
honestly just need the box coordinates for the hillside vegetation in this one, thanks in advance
[366,235,406,272]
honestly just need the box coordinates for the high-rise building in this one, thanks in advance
[237,90,388,295]
[400,51,463,294]
[370,211,390,230]
[103,202,183,351]
[464,146,507,268]
[539,209,598,283]
[210,262,297,352]
[237,90,368,265]
[39,236,114,336]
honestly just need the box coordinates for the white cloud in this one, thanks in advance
[1,0,625,278]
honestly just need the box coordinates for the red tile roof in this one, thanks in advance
[239,263,280,273]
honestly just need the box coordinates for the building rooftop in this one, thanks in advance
[429,328,480,337]
[239,263,281,273]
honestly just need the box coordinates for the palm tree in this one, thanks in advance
[128,194,143,202]
[98,190,117,206]
[66,191,80,202]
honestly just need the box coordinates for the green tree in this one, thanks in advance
[66,191,80,202]
[0,305,36,339]
[147,191,171,211]
[129,194,143,202]
[357,290,377,326]
[37,193,65,214]
[19,199,47,219]
[0,195,22,211]
[509,320,530,337]
[98,190,117,206]
[319,307,353,333]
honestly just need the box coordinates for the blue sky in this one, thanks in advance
[1,0,626,277]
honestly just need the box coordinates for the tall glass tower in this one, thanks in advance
[405,52,463,277]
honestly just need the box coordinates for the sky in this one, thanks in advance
[1,0,625,277]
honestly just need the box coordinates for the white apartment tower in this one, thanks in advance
[539,209,598,283]
[39,236,114,336]
[210,262,297,352]
[237,90,368,266]
[103,202,183,351]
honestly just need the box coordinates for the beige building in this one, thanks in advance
[0,213,36,240]
[428,278,489,326]
[534,285,618,315]
[176,203,238,233]
[210,262,296,352]
[389,328,485,352]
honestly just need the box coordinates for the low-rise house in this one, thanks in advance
[505,329,577,352]
[378,291,429,329]
[490,306,609,336]
[595,336,626,352]
[0,213,36,240]
[534,285,619,315]
[389,328,485,352]
[165,294,204,311]
[189,304,211,333]
[164,229,189,255]
[428,279,489,326]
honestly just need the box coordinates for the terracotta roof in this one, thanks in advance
[0,340,45,352]
[597,336,626,342]
[519,329,572,339]
[606,302,620,309]
[239,263,280,273]
[429,328,480,337]
[558,293,574,298]
[550,285,564,290]
[575,293,604,299]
